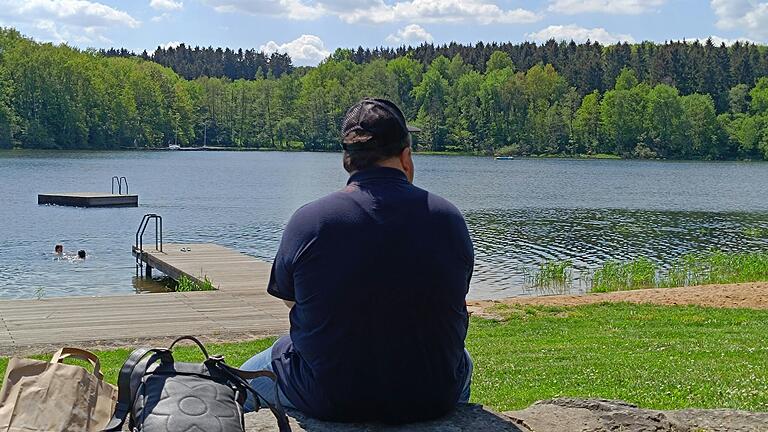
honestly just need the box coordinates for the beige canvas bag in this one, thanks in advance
[0,347,118,432]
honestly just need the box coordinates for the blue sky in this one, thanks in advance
[0,0,764,65]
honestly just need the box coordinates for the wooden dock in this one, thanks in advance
[38,192,139,207]
[0,243,288,355]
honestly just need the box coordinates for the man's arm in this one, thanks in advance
[268,208,311,306]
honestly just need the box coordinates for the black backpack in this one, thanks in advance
[102,336,291,432]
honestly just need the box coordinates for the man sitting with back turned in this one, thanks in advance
[241,98,474,423]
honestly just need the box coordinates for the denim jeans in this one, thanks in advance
[240,338,473,413]
[240,341,296,412]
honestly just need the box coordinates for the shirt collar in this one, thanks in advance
[347,167,408,185]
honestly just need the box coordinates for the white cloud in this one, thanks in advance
[684,35,756,45]
[150,0,183,11]
[205,0,541,24]
[204,0,324,20]
[2,0,139,28]
[0,0,139,44]
[711,0,768,40]
[158,40,182,50]
[337,0,542,24]
[260,34,330,66]
[548,0,665,14]
[386,24,433,44]
[711,0,753,28]
[527,24,635,44]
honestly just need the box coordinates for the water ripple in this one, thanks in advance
[466,208,768,298]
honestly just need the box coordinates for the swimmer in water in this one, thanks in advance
[77,250,86,259]
[54,244,63,255]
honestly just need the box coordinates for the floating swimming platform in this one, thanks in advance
[38,176,138,208]
[38,192,138,207]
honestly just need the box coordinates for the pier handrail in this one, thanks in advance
[136,214,163,252]
[135,214,163,276]
[111,176,120,194]
[111,176,130,195]
[120,177,128,195]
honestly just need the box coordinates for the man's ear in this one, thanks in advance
[400,147,414,183]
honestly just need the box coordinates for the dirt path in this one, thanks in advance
[468,282,768,316]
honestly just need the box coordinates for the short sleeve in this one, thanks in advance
[267,246,295,301]
[266,205,315,302]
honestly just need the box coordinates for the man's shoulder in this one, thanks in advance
[423,189,458,211]
[421,188,465,222]
[285,189,357,231]
[292,188,357,218]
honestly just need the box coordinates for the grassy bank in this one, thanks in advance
[1,303,766,412]
[470,303,768,411]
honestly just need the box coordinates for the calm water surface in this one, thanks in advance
[2,150,768,300]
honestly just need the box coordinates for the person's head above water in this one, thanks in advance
[341,98,418,182]
[77,250,86,259]
[54,244,63,254]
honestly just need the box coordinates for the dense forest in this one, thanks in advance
[4,28,768,160]
[102,46,295,80]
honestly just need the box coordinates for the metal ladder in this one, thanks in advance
[135,213,163,277]
[111,176,129,195]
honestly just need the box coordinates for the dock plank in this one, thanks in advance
[0,243,288,354]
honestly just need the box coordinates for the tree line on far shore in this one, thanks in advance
[3,27,768,160]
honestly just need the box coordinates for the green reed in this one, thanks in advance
[742,227,768,238]
[589,257,657,293]
[659,251,768,288]
[587,251,768,293]
[524,260,573,294]
[174,274,216,292]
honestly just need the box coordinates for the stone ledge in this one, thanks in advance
[245,404,528,431]
[245,398,768,432]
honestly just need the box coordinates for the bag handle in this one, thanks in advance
[169,335,210,358]
[101,347,170,432]
[51,347,104,379]
[218,362,292,432]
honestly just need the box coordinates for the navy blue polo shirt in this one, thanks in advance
[267,167,473,423]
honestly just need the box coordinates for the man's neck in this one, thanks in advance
[372,158,405,174]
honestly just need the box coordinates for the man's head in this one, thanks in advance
[54,244,63,254]
[77,250,86,259]
[341,98,415,182]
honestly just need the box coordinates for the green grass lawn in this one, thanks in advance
[1,303,767,413]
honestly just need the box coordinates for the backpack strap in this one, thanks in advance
[169,335,209,358]
[101,348,170,432]
[219,363,292,432]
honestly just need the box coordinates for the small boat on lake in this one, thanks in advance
[168,144,181,150]
[495,156,515,160]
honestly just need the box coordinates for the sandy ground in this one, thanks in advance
[467,282,768,317]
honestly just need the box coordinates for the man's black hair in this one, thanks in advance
[341,98,412,172]
[343,133,410,173]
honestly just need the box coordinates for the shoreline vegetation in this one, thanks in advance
[4,29,768,162]
[524,250,768,294]
[3,147,762,162]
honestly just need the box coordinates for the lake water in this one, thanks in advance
[2,150,768,300]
